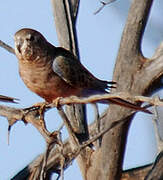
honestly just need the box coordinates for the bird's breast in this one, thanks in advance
[18,60,80,102]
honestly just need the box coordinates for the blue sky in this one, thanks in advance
[0,0,161,179]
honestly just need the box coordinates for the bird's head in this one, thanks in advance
[14,28,49,61]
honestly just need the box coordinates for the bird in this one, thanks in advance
[14,28,150,142]
[0,94,18,103]
[14,28,150,112]
[14,28,117,103]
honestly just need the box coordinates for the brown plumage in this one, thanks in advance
[14,28,115,102]
[13,28,152,145]
[14,28,150,114]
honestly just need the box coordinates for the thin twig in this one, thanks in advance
[94,0,117,15]
[0,40,15,54]
[57,106,79,150]
[9,104,150,179]
[49,93,163,109]
[65,113,133,166]
[80,116,130,150]
[58,123,64,131]
[59,137,65,180]
[92,103,101,147]
[0,92,160,146]
[56,131,65,180]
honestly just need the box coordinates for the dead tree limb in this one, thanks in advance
[0,39,15,54]
[86,0,159,179]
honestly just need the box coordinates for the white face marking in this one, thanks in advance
[14,29,52,62]
[14,36,21,55]
[14,35,34,60]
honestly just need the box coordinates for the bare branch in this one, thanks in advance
[0,40,15,54]
[11,103,156,179]
[94,0,117,15]
[57,106,79,150]
[96,0,154,179]
[121,164,153,180]
[11,108,134,179]
[51,0,79,56]
[145,151,163,180]
[1,92,162,146]
[1,92,159,179]
[49,93,163,107]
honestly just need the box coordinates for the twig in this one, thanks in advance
[80,116,130,150]
[94,0,117,15]
[0,92,159,178]
[58,123,64,131]
[153,105,163,153]
[49,93,163,108]
[57,106,79,150]
[92,103,101,147]
[60,139,65,180]
[54,131,65,180]
[64,113,133,166]
[0,92,159,148]
[0,40,15,54]
[0,92,160,146]
[10,105,150,179]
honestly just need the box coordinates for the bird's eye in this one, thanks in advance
[29,35,35,41]
[27,34,35,41]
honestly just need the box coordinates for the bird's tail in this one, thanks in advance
[82,80,116,97]
[84,79,151,114]
[92,80,151,114]
[95,80,116,92]
[108,98,151,114]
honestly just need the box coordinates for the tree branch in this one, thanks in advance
[2,92,160,179]
[51,1,89,178]
[49,93,163,107]
[91,0,155,179]
[2,92,163,130]
[145,151,163,180]
[94,0,117,15]
[121,164,153,180]
[0,40,15,54]
[10,107,133,179]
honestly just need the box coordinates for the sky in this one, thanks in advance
[0,0,162,179]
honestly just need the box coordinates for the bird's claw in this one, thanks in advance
[23,102,48,114]
[53,97,62,109]
[23,102,50,135]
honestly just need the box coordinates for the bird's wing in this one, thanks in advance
[52,55,151,114]
[52,55,93,88]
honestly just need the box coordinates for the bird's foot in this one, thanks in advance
[23,102,50,115]
[33,101,48,111]
[52,97,63,109]
[23,102,48,113]
[23,102,50,135]
[35,102,48,116]
[35,102,50,135]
